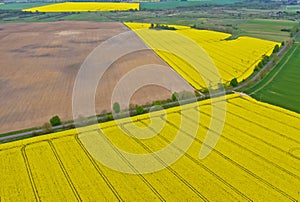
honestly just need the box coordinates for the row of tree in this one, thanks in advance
[149,23,177,30]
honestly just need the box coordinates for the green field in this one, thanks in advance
[237,19,297,42]
[0,0,242,11]
[245,44,300,113]
[286,5,300,10]
[140,0,242,10]
[0,3,52,10]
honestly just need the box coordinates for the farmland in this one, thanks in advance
[0,94,299,201]
[0,21,191,134]
[245,43,300,114]
[22,2,140,12]
[0,1,298,42]
[139,0,242,10]
[126,22,279,90]
[0,2,52,10]
[0,0,300,201]
[237,19,298,42]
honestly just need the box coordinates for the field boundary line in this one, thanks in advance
[78,129,166,201]
[20,146,40,202]
[98,129,167,201]
[48,141,82,201]
[74,134,124,201]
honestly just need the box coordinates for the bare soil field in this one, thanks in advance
[0,21,192,134]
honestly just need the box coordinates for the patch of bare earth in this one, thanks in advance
[0,21,193,134]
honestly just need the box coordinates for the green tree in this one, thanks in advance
[113,102,120,113]
[106,113,113,121]
[230,78,238,87]
[50,115,61,127]
[262,55,269,65]
[153,100,162,106]
[136,106,144,115]
[272,44,280,54]
[172,92,179,102]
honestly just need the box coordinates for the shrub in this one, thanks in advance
[172,92,179,102]
[113,102,120,113]
[153,100,162,106]
[106,113,113,121]
[50,115,61,127]
[136,106,144,115]
[42,122,53,134]
[230,78,238,87]
[272,44,280,54]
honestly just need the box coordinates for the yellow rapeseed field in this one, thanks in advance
[0,94,299,200]
[125,22,280,90]
[22,2,140,12]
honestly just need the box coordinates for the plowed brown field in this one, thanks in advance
[0,21,191,133]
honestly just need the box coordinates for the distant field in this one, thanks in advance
[0,2,51,10]
[126,22,279,90]
[140,0,242,10]
[245,44,300,113]
[238,19,297,42]
[286,5,300,10]
[0,94,299,200]
[0,3,295,42]
[22,2,140,12]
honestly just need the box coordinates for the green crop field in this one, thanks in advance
[140,0,242,10]
[245,44,300,113]
[238,19,297,42]
[286,5,300,10]
[0,3,52,10]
